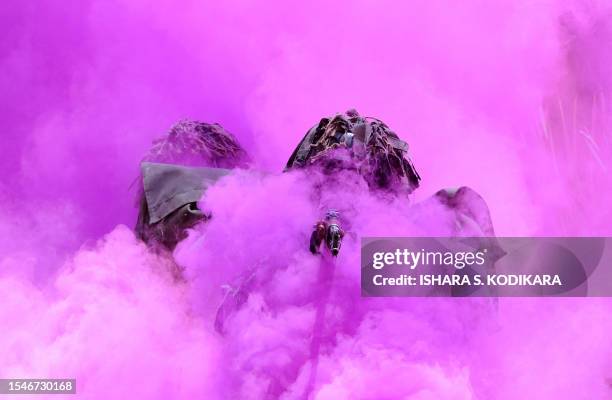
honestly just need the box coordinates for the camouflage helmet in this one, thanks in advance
[144,119,250,168]
[286,109,420,193]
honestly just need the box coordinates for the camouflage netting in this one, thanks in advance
[136,120,250,252]
[285,109,421,193]
[143,120,250,168]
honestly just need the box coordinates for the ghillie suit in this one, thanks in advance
[287,109,421,258]
[135,120,249,252]
[210,110,506,399]
[143,120,249,169]
[286,109,496,256]
[215,110,500,339]
[286,109,421,194]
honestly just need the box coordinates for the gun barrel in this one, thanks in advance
[326,224,343,256]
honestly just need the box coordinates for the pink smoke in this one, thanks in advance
[1,0,612,398]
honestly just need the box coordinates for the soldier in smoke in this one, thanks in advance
[135,120,250,253]
[214,109,499,336]
[287,109,496,257]
[134,111,499,337]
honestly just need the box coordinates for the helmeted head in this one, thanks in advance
[136,120,250,252]
[285,109,420,194]
[144,120,250,168]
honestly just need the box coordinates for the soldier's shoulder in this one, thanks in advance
[433,186,496,236]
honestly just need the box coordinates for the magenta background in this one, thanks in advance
[2,0,612,399]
